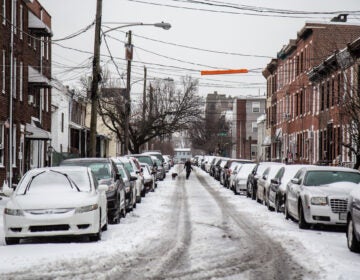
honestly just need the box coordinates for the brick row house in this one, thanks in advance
[263,18,360,165]
[0,0,52,186]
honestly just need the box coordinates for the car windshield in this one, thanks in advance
[136,156,153,166]
[303,170,360,186]
[117,166,128,180]
[124,162,134,173]
[16,169,90,195]
[61,161,111,180]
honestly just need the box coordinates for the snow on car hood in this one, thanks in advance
[7,192,96,210]
[305,182,360,197]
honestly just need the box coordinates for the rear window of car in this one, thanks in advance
[136,156,153,166]
[304,170,360,186]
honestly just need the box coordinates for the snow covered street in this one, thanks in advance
[1,166,360,279]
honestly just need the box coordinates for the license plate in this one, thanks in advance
[339,212,347,220]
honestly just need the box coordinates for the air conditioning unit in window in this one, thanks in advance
[28,95,34,104]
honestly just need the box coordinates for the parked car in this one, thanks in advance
[285,166,360,229]
[204,156,215,173]
[140,163,156,192]
[347,188,360,253]
[162,155,171,172]
[3,166,108,245]
[142,152,166,179]
[114,162,137,212]
[209,157,220,177]
[229,164,242,190]
[120,156,146,201]
[151,156,165,181]
[232,163,256,195]
[247,162,281,200]
[215,158,228,181]
[256,163,285,208]
[60,158,126,224]
[268,164,310,212]
[132,154,156,174]
[223,159,254,188]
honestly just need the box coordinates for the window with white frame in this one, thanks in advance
[13,57,16,98]
[252,122,258,133]
[251,144,257,159]
[19,61,23,101]
[2,49,5,94]
[19,4,23,39]
[0,124,3,166]
[252,101,260,113]
[13,0,16,35]
[1,0,5,25]
[12,124,16,167]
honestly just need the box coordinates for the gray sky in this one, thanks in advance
[44,0,360,98]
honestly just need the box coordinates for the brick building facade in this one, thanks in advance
[0,0,52,186]
[263,20,360,164]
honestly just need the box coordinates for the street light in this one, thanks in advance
[89,19,171,157]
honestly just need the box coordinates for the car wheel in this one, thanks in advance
[284,198,290,220]
[256,191,261,204]
[122,208,127,218]
[136,195,142,203]
[347,217,360,252]
[89,215,102,242]
[5,237,20,245]
[102,210,108,231]
[275,196,280,213]
[251,186,256,200]
[298,202,310,229]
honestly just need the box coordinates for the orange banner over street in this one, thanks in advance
[200,69,248,75]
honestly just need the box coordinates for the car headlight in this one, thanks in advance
[75,204,98,213]
[4,208,24,216]
[310,197,328,206]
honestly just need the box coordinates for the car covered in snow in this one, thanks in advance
[285,166,360,229]
[232,163,256,195]
[3,166,108,245]
[346,188,360,253]
[268,164,310,212]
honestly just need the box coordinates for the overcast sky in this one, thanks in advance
[44,0,360,98]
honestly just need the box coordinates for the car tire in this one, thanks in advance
[284,198,290,220]
[5,237,20,245]
[89,216,102,242]
[102,210,108,231]
[275,196,280,213]
[136,195,142,203]
[298,202,310,229]
[251,186,256,200]
[122,208,127,218]
[347,217,360,252]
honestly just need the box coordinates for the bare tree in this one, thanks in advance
[98,76,203,154]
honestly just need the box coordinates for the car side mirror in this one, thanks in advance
[291,178,300,184]
[115,174,120,180]
[271,178,280,185]
[3,186,14,197]
[130,176,138,182]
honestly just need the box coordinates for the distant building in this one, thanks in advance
[174,148,192,163]
[232,96,266,160]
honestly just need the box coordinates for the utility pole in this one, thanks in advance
[142,66,147,121]
[124,30,133,155]
[89,0,102,157]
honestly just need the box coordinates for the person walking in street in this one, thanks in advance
[184,159,193,180]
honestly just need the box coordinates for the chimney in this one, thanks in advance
[331,14,348,22]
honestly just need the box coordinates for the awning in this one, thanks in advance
[28,11,52,36]
[69,121,84,130]
[28,66,51,88]
[25,123,51,140]
[262,136,271,146]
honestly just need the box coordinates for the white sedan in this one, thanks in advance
[285,166,360,229]
[3,166,108,245]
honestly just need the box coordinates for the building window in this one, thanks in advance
[252,122,258,133]
[251,144,257,159]
[12,124,16,167]
[61,113,64,132]
[0,124,4,166]
[1,49,5,94]
[19,61,23,101]
[19,4,23,39]
[13,0,17,35]
[13,57,16,98]
[252,102,260,113]
[1,0,5,25]
[320,83,325,111]
[41,89,44,110]
[46,88,49,112]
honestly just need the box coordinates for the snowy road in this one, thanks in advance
[1,166,360,279]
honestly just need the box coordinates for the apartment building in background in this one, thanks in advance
[263,16,360,164]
